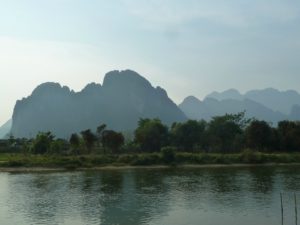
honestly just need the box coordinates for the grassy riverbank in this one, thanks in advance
[1,151,300,169]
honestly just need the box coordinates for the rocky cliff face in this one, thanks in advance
[11,70,187,138]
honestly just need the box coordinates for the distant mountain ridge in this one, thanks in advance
[206,88,300,114]
[179,96,287,124]
[11,70,187,138]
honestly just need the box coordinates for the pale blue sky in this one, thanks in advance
[1,0,300,125]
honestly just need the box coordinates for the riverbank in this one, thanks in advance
[0,151,300,171]
[1,163,300,173]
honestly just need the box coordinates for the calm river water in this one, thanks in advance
[0,166,299,225]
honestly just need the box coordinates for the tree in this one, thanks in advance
[81,129,97,154]
[277,121,300,151]
[245,120,273,151]
[49,139,67,154]
[8,134,16,147]
[69,133,80,154]
[32,132,55,154]
[134,118,169,152]
[96,124,107,143]
[102,130,124,154]
[170,120,206,151]
[207,113,249,152]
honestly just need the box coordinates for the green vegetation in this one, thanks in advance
[0,151,299,169]
[1,112,300,168]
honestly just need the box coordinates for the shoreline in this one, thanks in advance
[1,163,300,172]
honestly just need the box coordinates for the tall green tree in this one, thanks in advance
[277,121,300,151]
[102,130,124,154]
[170,120,206,151]
[245,120,273,151]
[134,118,168,152]
[49,139,67,154]
[81,129,97,154]
[96,124,107,143]
[69,133,80,154]
[207,112,250,152]
[32,132,55,154]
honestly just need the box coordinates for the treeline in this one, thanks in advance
[3,112,300,155]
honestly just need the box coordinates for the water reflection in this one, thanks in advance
[248,167,275,194]
[0,166,300,225]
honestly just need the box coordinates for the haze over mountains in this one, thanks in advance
[1,70,300,139]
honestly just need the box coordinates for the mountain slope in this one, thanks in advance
[290,105,300,121]
[11,70,187,138]
[245,88,300,114]
[0,119,12,139]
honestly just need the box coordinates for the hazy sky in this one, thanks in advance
[1,0,300,125]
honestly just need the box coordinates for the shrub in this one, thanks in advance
[131,153,161,165]
[161,147,176,164]
[117,154,138,164]
[240,149,262,163]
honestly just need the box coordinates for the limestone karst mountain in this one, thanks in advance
[11,70,187,138]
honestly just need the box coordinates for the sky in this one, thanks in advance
[1,0,300,125]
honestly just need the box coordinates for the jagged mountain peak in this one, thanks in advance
[80,82,102,95]
[206,88,243,101]
[31,82,71,96]
[182,96,201,103]
[103,70,152,90]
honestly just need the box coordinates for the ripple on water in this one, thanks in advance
[0,166,299,225]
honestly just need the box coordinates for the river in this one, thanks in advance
[0,165,299,225]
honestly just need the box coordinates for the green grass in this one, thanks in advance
[0,151,300,169]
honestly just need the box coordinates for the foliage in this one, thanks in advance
[170,120,206,151]
[96,124,107,138]
[69,133,80,148]
[49,139,68,155]
[4,112,300,163]
[96,123,107,147]
[102,130,125,154]
[277,121,300,151]
[245,120,274,151]
[31,132,55,154]
[1,152,300,168]
[130,153,161,165]
[80,129,97,153]
[207,113,248,152]
[134,118,168,152]
[161,146,176,163]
